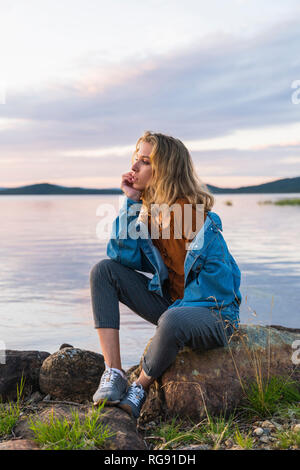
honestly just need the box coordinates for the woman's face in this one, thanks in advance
[131,141,153,191]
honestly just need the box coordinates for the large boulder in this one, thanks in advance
[0,439,40,450]
[0,350,50,401]
[130,324,300,422]
[97,407,147,450]
[14,403,146,450]
[39,347,105,402]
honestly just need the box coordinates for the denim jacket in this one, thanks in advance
[107,196,242,328]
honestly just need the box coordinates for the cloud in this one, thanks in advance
[1,16,300,186]
[192,144,300,178]
[279,156,300,164]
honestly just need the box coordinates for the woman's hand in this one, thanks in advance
[120,172,142,201]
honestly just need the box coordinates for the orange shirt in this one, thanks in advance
[147,198,207,302]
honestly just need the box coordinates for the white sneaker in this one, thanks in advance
[93,368,128,406]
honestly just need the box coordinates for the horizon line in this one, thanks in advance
[1,175,299,191]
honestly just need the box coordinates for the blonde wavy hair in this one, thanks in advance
[131,130,215,214]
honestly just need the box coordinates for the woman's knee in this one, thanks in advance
[89,258,115,284]
[157,308,186,337]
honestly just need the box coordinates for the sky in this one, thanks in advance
[0,0,300,189]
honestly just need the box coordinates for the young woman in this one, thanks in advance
[90,131,242,419]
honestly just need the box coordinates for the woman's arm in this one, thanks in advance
[107,196,155,273]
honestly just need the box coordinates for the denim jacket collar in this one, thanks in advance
[207,211,223,232]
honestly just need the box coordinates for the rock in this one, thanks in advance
[272,421,283,431]
[59,343,74,350]
[176,444,211,450]
[43,394,51,401]
[134,324,300,421]
[98,407,147,450]
[291,423,300,432]
[224,438,234,448]
[261,420,276,430]
[253,427,264,436]
[0,350,50,401]
[39,348,105,402]
[146,421,156,427]
[26,391,43,405]
[140,380,165,423]
[14,403,146,450]
[259,435,270,444]
[268,325,300,334]
[262,428,271,436]
[0,439,40,450]
[13,413,36,441]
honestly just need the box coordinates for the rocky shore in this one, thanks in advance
[0,324,299,450]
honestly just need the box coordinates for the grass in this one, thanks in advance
[199,413,235,449]
[257,200,273,205]
[1,376,299,451]
[148,412,236,450]
[274,428,300,449]
[258,198,300,206]
[274,198,300,206]
[240,376,300,419]
[1,379,114,450]
[233,426,254,449]
[144,307,300,451]
[0,402,22,438]
[146,403,300,450]
[155,416,185,444]
[0,376,25,438]
[28,401,115,450]
[274,403,300,421]
[221,315,300,421]
[1,314,299,451]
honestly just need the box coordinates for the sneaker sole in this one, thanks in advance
[118,403,132,414]
[93,398,121,406]
[118,403,139,419]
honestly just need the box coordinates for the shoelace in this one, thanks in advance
[127,384,145,407]
[100,369,119,387]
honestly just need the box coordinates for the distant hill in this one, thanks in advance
[0,183,123,195]
[0,177,299,195]
[206,176,300,194]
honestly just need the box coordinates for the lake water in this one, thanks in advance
[0,193,299,369]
